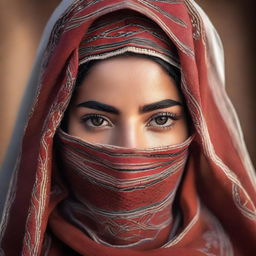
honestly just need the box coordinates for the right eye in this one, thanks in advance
[81,114,113,129]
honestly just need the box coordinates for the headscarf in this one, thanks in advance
[78,9,179,68]
[0,1,255,256]
[54,128,193,250]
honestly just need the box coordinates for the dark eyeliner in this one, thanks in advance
[80,114,113,129]
[146,112,181,129]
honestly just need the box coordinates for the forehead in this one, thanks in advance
[73,56,182,107]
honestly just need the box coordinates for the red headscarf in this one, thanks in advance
[78,9,179,68]
[0,1,255,255]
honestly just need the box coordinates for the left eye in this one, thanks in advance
[147,113,177,128]
[154,116,169,125]
[81,114,112,128]
[90,116,106,126]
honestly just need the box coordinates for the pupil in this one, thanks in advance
[155,116,168,125]
[92,117,104,126]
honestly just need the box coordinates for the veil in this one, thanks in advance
[0,1,255,255]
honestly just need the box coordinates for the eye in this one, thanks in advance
[147,112,179,129]
[81,114,113,129]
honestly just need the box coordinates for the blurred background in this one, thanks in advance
[0,0,255,166]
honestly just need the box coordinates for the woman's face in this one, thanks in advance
[67,56,189,148]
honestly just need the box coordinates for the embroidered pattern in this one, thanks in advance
[57,130,192,247]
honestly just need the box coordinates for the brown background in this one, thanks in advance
[0,0,255,166]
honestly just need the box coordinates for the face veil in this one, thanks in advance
[0,1,255,256]
[54,128,193,249]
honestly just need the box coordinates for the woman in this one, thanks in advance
[0,0,255,255]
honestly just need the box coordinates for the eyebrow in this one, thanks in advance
[76,99,182,114]
[77,101,119,114]
[140,99,183,113]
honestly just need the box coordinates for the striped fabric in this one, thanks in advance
[79,10,180,68]
[56,129,192,248]
[1,1,255,255]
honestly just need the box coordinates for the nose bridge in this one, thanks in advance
[113,119,144,148]
[122,124,138,148]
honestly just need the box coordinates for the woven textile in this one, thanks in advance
[79,10,179,68]
[55,129,192,248]
[0,1,255,255]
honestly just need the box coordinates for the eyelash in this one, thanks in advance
[81,114,113,129]
[146,112,180,130]
[80,112,180,130]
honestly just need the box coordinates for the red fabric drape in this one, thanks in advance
[0,1,255,255]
